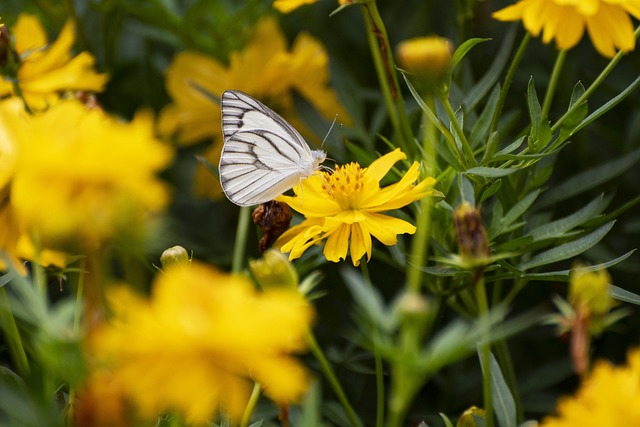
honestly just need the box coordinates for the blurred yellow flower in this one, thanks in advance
[539,349,640,427]
[396,36,453,83]
[10,100,173,250]
[569,265,613,318]
[275,149,438,266]
[158,17,350,197]
[493,0,640,58]
[0,14,108,109]
[90,262,312,422]
[273,0,318,13]
[0,98,69,270]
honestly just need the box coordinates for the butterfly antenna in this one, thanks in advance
[321,114,340,149]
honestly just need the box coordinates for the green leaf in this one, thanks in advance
[465,167,518,178]
[610,284,640,305]
[464,25,516,112]
[458,174,476,205]
[439,414,455,427]
[479,179,503,204]
[521,249,636,281]
[479,352,516,427]
[490,190,541,238]
[557,82,588,143]
[0,272,14,289]
[518,221,616,270]
[527,77,552,152]
[451,38,491,70]
[529,194,609,241]
[494,136,526,157]
[538,148,640,207]
[470,86,500,149]
[572,75,640,136]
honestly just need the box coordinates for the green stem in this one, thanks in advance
[240,382,262,427]
[550,26,640,135]
[306,331,363,427]
[439,94,476,168]
[361,1,414,154]
[476,277,493,427]
[486,32,532,159]
[66,259,87,423]
[541,49,567,119]
[0,286,29,375]
[231,206,252,274]
[406,95,437,292]
[360,263,384,427]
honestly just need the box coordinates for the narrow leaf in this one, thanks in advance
[610,284,640,305]
[522,249,636,281]
[518,221,615,270]
[465,167,518,178]
[479,352,517,427]
[529,194,609,241]
[451,38,491,69]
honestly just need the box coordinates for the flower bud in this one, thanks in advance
[160,245,190,268]
[0,22,18,69]
[397,36,453,91]
[249,248,299,290]
[453,202,489,261]
[569,265,613,317]
[456,406,486,427]
[252,200,292,252]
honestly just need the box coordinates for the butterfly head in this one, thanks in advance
[312,149,327,168]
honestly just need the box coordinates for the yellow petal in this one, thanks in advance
[323,223,350,263]
[365,148,406,182]
[361,212,416,246]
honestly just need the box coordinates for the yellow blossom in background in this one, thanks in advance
[9,100,173,250]
[0,14,108,109]
[275,148,438,266]
[539,349,640,427]
[493,0,640,58]
[273,0,318,13]
[158,16,350,197]
[397,36,453,84]
[90,262,312,422]
[569,265,613,318]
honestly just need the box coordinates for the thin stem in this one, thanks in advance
[487,32,532,154]
[0,286,29,375]
[476,277,494,427]
[306,331,363,427]
[361,1,414,154]
[231,206,252,274]
[550,26,640,135]
[406,95,437,292]
[360,262,385,427]
[541,49,567,119]
[66,259,87,420]
[240,382,262,427]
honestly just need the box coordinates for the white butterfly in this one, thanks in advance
[219,90,327,206]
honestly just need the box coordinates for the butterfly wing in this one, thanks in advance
[219,90,317,206]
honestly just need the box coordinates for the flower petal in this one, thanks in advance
[323,223,350,263]
[365,148,406,183]
[361,212,416,246]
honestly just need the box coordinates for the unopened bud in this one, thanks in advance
[569,265,613,317]
[453,203,489,261]
[456,406,485,427]
[160,245,190,268]
[397,36,453,92]
[249,248,298,290]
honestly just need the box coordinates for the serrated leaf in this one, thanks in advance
[538,148,640,207]
[479,352,516,427]
[529,194,609,241]
[518,221,615,270]
[465,167,518,178]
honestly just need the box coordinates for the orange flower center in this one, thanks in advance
[321,163,365,209]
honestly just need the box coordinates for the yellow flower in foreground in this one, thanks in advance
[90,262,312,422]
[493,0,640,58]
[0,14,108,109]
[539,349,640,427]
[275,149,438,266]
[158,16,350,197]
[10,100,173,249]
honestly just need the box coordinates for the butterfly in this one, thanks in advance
[219,90,327,207]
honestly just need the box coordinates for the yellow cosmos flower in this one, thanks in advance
[0,14,108,109]
[158,16,350,197]
[9,100,173,250]
[493,0,640,58]
[539,349,640,427]
[275,149,438,266]
[90,262,312,422]
[273,0,352,13]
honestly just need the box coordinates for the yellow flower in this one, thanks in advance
[273,0,319,13]
[539,349,640,427]
[0,14,108,109]
[275,148,438,266]
[158,17,350,197]
[493,0,640,58]
[10,99,173,250]
[90,261,312,422]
